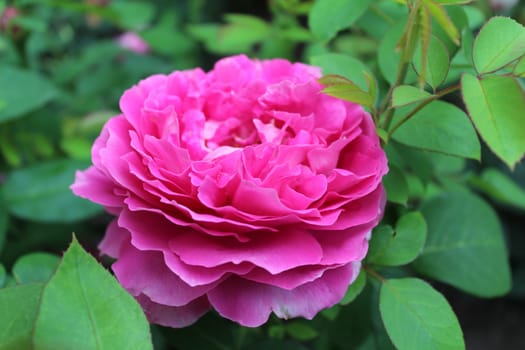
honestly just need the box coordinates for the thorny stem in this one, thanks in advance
[387,82,461,138]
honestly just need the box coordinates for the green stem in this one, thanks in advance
[380,60,410,130]
[379,1,421,130]
[370,3,396,25]
[387,83,460,138]
[363,265,387,283]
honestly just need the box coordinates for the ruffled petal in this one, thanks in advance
[208,263,358,327]
[113,241,218,307]
[136,294,209,328]
[169,228,323,274]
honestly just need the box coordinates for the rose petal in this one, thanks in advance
[71,167,123,208]
[136,294,209,328]
[99,219,129,258]
[113,241,218,306]
[169,228,323,274]
[208,263,357,327]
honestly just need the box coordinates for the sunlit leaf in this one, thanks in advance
[514,55,525,77]
[319,75,374,108]
[422,0,460,45]
[391,101,480,159]
[311,54,372,91]
[0,284,44,350]
[33,238,153,349]
[413,35,450,89]
[461,74,525,169]
[378,21,419,84]
[392,85,433,107]
[473,16,525,74]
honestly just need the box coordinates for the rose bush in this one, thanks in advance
[71,54,388,327]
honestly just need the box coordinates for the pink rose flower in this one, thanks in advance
[116,32,150,55]
[71,55,388,327]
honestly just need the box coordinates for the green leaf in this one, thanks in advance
[0,264,5,288]
[0,66,59,123]
[311,53,372,91]
[285,321,319,341]
[469,168,525,211]
[473,16,525,74]
[460,25,474,66]
[435,0,474,4]
[367,212,427,266]
[461,74,525,169]
[378,21,418,85]
[383,165,409,205]
[2,159,102,222]
[110,1,154,30]
[380,278,465,350]
[142,13,195,57]
[392,85,433,107]
[321,304,340,320]
[423,0,460,45]
[308,0,372,41]
[391,100,481,159]
[413,35,450,89]
[514,55,525,77]
[60,137,93,160]
[414,192,511,297]
[33,238,153,349]
[13,252,60,284]
[319,75,374,108]
[340,269,366,305]
[0,283,44,350]
[356,1,408,40]
[433,7,468,60]
[0,199,7,253]
[188,15,269,54]
[464,6,486,29]
[221,13,270,47]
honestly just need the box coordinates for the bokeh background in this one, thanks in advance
[1,0,524,348]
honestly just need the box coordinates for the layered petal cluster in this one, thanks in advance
[71,55,388,327]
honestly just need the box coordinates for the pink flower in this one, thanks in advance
[116,32,150,55]
[71,55,388,327]
[0,6,20,35]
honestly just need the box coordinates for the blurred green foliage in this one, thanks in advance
[0,0,524,349]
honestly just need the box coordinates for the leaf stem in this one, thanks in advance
[380,60,410,130]
[363,265,387,284]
